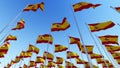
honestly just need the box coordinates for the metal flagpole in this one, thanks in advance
[68,1,93,68]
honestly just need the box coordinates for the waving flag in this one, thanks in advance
[99,35,118,45]
[116,59,120,64]
[76,58,88,64]
[12,19,25,30]
[23,64,28,68]
[55,44,68,52]
[13,56,20,63]
[84,63,99,68]
[56,57,64,64]
[111,52,120,59]
[23,2,44,11]
[0,52,5,58]
[67,51,79,59]
[0,42,10,54]
[57,65,64,68]
[81,45,94,54]
[90,53,102,59]
[36,34,53,44]
[73,2,101,12]
[19,51,32,58]
[112,6,120,13]
[51,17,70,32]
[40,64,48,68]
[47,61,56,67]
[105,45,120,53]
[43,51,54,60]
[96,58,109,64]
[65,61,77,68]
[102,63,114,68]
[27,44,40,54]
[35,56,44,64]
[4,35,17,42]
[69,36,82,50]
[88,21,115,32]
[29,61,36,67]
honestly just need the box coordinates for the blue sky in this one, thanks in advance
[0,0,120,68]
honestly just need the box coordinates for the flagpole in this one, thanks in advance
[95,35,120,68]
[85,22,109,68]
[68,2,93,68]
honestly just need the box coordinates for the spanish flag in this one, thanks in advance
[35,56,44,64]
[0,52,5,58]
[102,63,114,68]
[23,64,28,68]
[40,64,48,68]
[19,51,32,58]
[4,35,17,42]
[12,19,25,30]
[69,36,82,50]
[96,58,109,64]
[88,21,115,32]
[99,35,118,45]
[84,63,99,68]
[76,58,88,64]
[55,44,68,52]
[47,61,56,67]
[67,51,79,59]
[65,61,77,68]
[51,17,70,32]
[73,2,101,12]
[0,42,10,54]
[90,53,102,59]
[29,61,36,67]
[13,56,20,63]
[81,45,94,54]
[57,65,64,68]
[43,51,54,60]
[111,52,120,59]
[27,44,40,54]
[56,57,64,64]
[105,45,120,53]
[23,2,44,11]
[114,7,120,12]
[36,34,53,44]
[116,59,120,64]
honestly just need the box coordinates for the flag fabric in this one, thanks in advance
[12,19,25,30]
[67,51,79,59]
[13,56,21,63]
[81,45,94,54]
[57,65,64,68]
[51,17,70,32]
[69,36,82,50]
[40,64,48,68]
[55,44,68,52]
[27,44,40,54]
[0,52,5,58]
[99,35,118,45]
[43,51,54,60]
[114,7,120,12]
[96,58,109,64]
[72,2,101,12]
[36,34,53,44]
[88,21,115,32]
[65,61,77,68]
[90,53,102,59]
[47,61,56,67]
[111,52,120,59]
[116,59,120,64]
[76,58,88,64]
[105,45,120,53]
[19,51,32,58]
[84,63,99,68]
[35,56,44,64]
[0,42,10,54]
[4,35,17,42]
[102,63,114,68]
[55,57,64,64]
[23,2,44,11]
[23,64,28,68]
[29,61,36,67]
